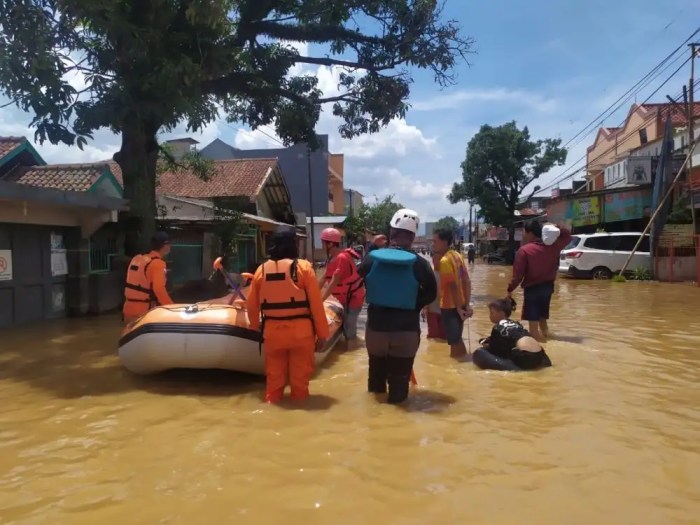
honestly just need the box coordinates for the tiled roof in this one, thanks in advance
[105,159,123,186]
[4,163,109,192]
[0,136,27,159]
[157,159,278,199]
[641,102,700,127]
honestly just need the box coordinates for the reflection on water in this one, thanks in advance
[1,265,700,524]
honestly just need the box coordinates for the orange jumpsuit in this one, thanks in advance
[247,258,330,403]
[122,251,173,325]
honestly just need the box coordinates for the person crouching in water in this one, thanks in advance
[472,298,552,371]
[247,229,329,403]
[319,227,365,342]
[358,209,437,404]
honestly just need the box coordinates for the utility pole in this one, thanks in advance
[307,147,315,264]
[688,43,698,235]
[468,202,473,243]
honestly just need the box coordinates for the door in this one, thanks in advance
[614,234,651,272]
[0,224,69,328]
[581,235,615,273]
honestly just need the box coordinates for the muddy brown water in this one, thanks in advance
[1,264,699,524]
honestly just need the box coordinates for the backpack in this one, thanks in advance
[364,248,419,310]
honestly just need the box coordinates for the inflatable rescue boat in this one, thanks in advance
[118,264,345,376]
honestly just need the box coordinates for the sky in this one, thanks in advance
[1,0,699,224]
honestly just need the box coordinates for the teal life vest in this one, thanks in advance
[364,248,419,310]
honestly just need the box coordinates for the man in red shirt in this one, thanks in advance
[320,228,366,341]
[507,220,572,342]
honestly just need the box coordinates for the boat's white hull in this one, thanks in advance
[119,328,343,376]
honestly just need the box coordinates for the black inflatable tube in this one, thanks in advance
[472,348,523,371]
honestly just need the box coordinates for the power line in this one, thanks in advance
[537,56,694,195]
[562,28,699,150]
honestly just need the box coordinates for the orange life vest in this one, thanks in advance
[326,248,364,307]
[259,258,312,327]
[124,254,159,305]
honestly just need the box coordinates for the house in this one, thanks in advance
[307,216,348,261]
[153,158,302,279]
[586,102,700,191]
[199,135,345,217]
[344,188,364,213]
[0,137,127,328]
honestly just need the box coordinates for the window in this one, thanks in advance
[611,235,650,252]
[564,236,581,250]
[584,236,614,250]
[639,128,648,144]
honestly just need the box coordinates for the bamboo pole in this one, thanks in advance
[618,136,700,277]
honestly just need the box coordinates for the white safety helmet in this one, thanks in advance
[390,208,420,234]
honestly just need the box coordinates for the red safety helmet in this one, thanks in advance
[320,227,342,244]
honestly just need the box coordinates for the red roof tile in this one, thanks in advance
[4,163,109,192]
[641,102,700,127]
[157,159,278,199]
[105,159,123,186]
[0,136,27,160]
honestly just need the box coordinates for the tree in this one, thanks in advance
[358,194,404,237]
[449,121,567,242]
[342,208,366,246]
[0,0,473,254]
[434,215,460,234]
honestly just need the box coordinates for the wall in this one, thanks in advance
[0,198,116,238]
[200,136,330,218]
[655,257,697,281]
[587,107,660,188]
[329,153,345,213]
[344,189,363,212]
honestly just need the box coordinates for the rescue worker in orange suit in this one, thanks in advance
[319,227,365,341]
[247,229,330,403]
[122,231,174,325]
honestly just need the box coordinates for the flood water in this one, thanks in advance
[1,264,700,524]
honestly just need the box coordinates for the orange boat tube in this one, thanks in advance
[118,292,344,376]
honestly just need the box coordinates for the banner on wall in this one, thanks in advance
[0,250,12,281]
[50,232,68,277]
[604,189,652,223]
[571,196,600,227]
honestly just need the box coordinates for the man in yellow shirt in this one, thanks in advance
[433,228,472,359]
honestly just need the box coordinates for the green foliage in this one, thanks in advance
[357,194,404,236]
[611,274,627,283]
[631,267,652,281]
[342,209,366,245]
[434,216,460,233]
[666,195,693,224]
[0,0,473,253]
[213,198,248,258]
[449,121,567,241]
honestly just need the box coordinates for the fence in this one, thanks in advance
[88,235,117,274]
[654,231,698,283]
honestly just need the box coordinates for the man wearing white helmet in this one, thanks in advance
[357,208,437,404]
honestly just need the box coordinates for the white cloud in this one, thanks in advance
[231,63,439,160]
[411,88,559,113]
[351,166,466,222]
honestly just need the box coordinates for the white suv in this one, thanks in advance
[558,232,651,280]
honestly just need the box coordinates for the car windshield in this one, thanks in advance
[564,236,580,250]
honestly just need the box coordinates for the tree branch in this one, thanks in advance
[295,55,398,72]
[252,20,384,46]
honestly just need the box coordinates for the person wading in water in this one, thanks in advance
[507,220,571,342]
[358,209,437,404]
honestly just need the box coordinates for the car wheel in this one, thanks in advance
[591,266,612,280]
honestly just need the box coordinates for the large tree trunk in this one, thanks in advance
[114,117,161,256]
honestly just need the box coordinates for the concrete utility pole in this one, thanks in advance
[307,147,315,264]
[688,43,698,235]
